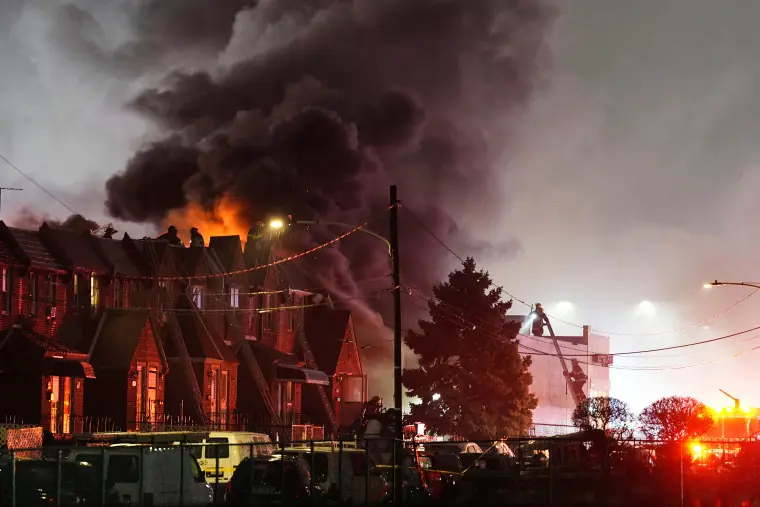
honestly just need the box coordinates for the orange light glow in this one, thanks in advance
[691,443,703,459]
[163,196,251,245]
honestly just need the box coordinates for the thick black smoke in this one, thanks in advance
[103,0,553,397]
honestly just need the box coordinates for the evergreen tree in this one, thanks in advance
[403,257,537,439]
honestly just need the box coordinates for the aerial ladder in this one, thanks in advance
[278,263,338,434]
[201,247,284,428]
[143,239,207,424]
[531,303,587,407]
[719,389,742,411]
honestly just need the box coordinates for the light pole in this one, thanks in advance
[704,280,760,291]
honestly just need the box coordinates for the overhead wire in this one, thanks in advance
[402,204,758,339]
[0,153,79,215]
[402,284,760,369]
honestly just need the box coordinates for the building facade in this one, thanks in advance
[0,221,366,440]
[519,324,611,430]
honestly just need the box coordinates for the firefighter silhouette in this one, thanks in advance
[565,359,588,393]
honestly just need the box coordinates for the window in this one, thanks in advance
[191,285,204,309]
[45,274,57,319]
[28,272,38,316]
[219,370,229,426]
[229,286,240,308]
[72,274,79,311]
[135,365,158,428]
[48,376,72,434]
[262,294,275,331]
[90,276,100,307]
[0,266,10,315]
[206,437,230,459]
[190,456,204,483]
[209,368,217,419]
[113,279,124,308]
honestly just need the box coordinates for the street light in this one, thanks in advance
[704,280,760,290]
[637,300,656,316]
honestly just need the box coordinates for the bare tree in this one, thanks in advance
[639,396,714,441]
[572,396,635,439]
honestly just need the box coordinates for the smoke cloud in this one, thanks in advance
[95,0,553,397]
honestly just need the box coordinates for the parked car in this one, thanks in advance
[0,459,104,506]
[225,454,325,506]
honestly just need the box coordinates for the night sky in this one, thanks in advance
[2,1,760,411]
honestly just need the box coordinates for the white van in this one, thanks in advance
[65,445,213,506]
[182,431,273,485]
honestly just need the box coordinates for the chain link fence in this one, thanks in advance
[2,435,760,506]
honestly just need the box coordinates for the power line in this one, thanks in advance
[402,204,756,338]
[0,153,78,215]
[403,284,760,361]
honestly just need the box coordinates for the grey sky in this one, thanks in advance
[3,1,760,411]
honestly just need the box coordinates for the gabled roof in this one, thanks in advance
[304,307,352,376]
[2,225,66,272]
[88,235,147,278]
[208,236,244,274]
[129,238,174,276]
[38,223,110,274]
[87,308,167,371]
[165,306,237,363]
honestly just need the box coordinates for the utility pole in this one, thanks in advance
[0,187,22,217]
[389,185,403,504]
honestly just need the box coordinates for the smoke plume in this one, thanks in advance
[101,0,553,398]
[10,209,100,234]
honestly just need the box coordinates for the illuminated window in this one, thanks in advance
[191,286,204,309]
[90,276,100,307]
[0,266,10,315]
[229,286,240,308]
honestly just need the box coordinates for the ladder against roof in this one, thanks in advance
[144,239,207,424]
[202,249,283,428]
[293,303,337,434]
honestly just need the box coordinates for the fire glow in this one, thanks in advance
[163,196,250,245]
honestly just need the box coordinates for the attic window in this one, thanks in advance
[229,286,240,309]
[191,286,204,309]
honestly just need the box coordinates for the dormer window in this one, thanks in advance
[229,286,240,309]
[191,286,204,309]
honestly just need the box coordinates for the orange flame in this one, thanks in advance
[163,196,250,245]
